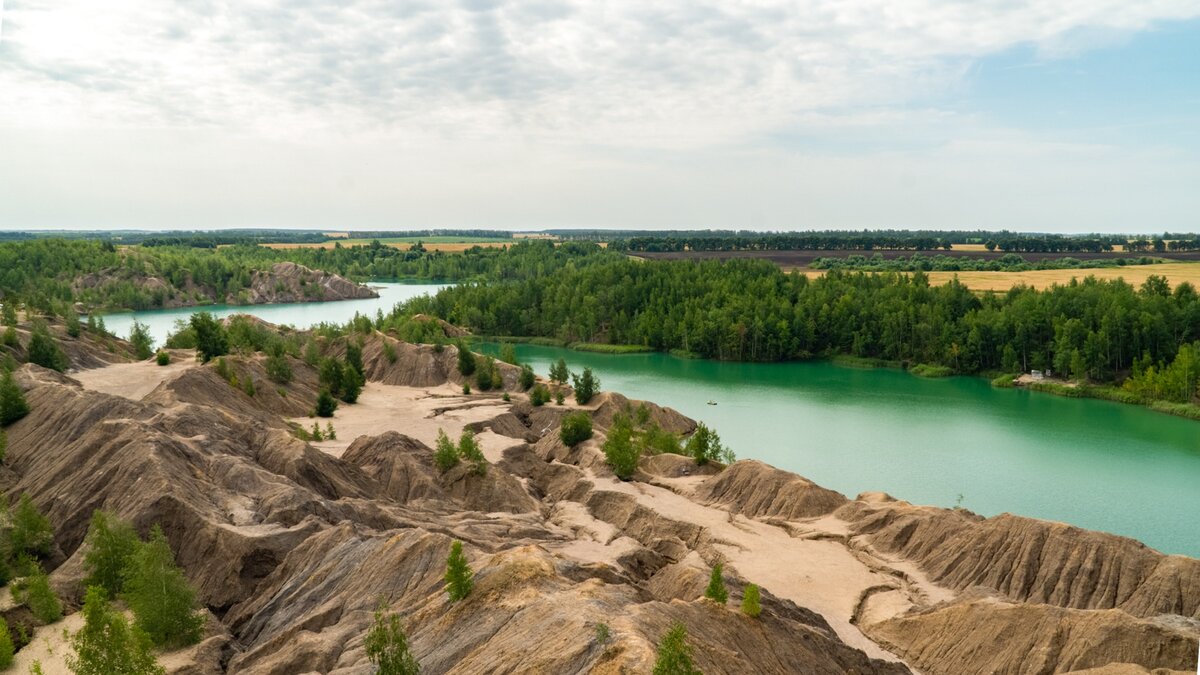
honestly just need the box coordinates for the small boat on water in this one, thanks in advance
[706,400,717,405]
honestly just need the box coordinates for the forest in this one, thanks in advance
[610,231,1131,253]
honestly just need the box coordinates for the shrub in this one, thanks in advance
[128,321,154,361]
[21,566,62,623]
[652,623,699,675]
[365,602,420,675]
[122,526,204,648]
[65,310,81,338]
[444,541,473,602]
[502,392,510,402]
[559,412,593,446]
[549,358,570,384]
[602,413,639,480]
[190,312,228,363]
[315,389,338,417]
[456,342,476,376]
[434,429,459,472]
[685,423,734,465]
[340,363,362,404]
[345,342,364,378]
[309,422,324,441]
[571,368,599,405]
[382,341,398,364]
[265,345,292,384]
[704,563,728,604]
[0,617,11,669]
[529,384,550,406]
[594,622,610,645]
[519,364,535,390]
[325,422,336,440]
[554,390,565,405]
[457,429,486,475]
[462,383,471,395]
[67,586,164,675]
[500,343,517,365]
[1,327,16,348]
[82,511,141,599]
[27,322,67,372]
[741,583,761,617]
[243,376,256,397]
[639,424,682,456]
[0,371,29,426]
[475,356,496,391]
[11,494,53,559]
[155,351,170,366]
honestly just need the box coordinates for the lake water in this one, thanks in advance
[99,282,448,347]
[476,343,1200,558]
[98,289,1199,557]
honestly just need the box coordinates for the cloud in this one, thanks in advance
[1,0,1196,147]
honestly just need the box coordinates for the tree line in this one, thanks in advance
[610,231,1133,253]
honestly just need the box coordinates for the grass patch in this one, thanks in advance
[1019,379,1200,421]
[830,354,902,369]
[568,342,653,354]
[990,373,1019,388]
[909,363,954,378]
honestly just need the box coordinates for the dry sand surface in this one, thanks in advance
[70,352,197,400]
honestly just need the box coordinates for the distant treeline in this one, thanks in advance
[811,253,1161,272]
[0,229,514,247]
[608,231,1134,253]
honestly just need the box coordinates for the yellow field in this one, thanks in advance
[926,262,1200,290]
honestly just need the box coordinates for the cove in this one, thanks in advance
[98,282,449,348]
[477,342,1200,558]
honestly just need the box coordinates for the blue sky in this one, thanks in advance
[0,1,1197,232]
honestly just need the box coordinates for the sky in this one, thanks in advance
[0,1,1197,233]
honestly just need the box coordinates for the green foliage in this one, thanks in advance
[20,565,63,623]
[741,583,761,617]
[571,367,599,405]
[128,321,154,360]
[518,364,535,390]
[265,344,292,383]
[444,541,473,602]
[499,343,517,365]
[82,511,141,599]
[0,428,6,463]
[67,586,164,675]
[462,383,471,395]
[652,623,699,675]
[475,355,498,391]
[303,338,321,366]
[315,389,338,417]
[155,350,170,366]
[382,340,398,364]
[0,617,11,669]
[325,422,336,440]
[365,602,420,675]
[345,342,364,378]
[704,563,728,604]
[309,422,324,441]
[27,322,67,372]
[1,326,16,348]
[65,310,82,338]
[559,412,593,447]
[457,429,486,475]
[456,342,476,376]
[1124,343,1200,404]
[529,384,550,406]
[909,363,953,378]
[685,423,734,466]
[340,363,363,403]
[122,526,204,648]
[163,319,196,349]
[554,389,565,405]
[0,371,29,426]
[1,302,15,326]
[243,375,256,397]
[594,622,610,645]
[189,312,228,363]
[549,358,570,384]
[602,413,639,480]
[11,494,53,560]
[434,429,459,472]
[638,423,683,456]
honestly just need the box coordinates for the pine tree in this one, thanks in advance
[0,371,29,426]
[26,322,67,372]
[444,541,473,602]
[571,367,600,405]
[346,342,364,378]
[434,429,459,472]
[457,430,486,475]
[122,526,204,648]
[704,563,728,604]
[83,511,141,599]
[456,342,476,376]
[315,389,338,417]
[652,623,699,675]
[741,583,761,618]
[67,586,164,675]
[519,364,535,391]
[549,358,570,384]
[339,362,362,403]
[365,602,420,675]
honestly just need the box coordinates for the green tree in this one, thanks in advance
[346,342,365,378]
[518,364,535,391]
[65,309,82,338]
[128,321,154,360]
[189,312,228,363]
[340,362,363,403]
[704,563,728,604]
[652,623,699,675]
[559,412,593,446]
[500,343,517,365]
[456,342,476,376]
[265,343,292,383]
[444,541,473,602]
[529,384,550,406]
[1,302,16,327]
[82,511,141,599]
[365,602,420,675]
[0,616,11,669]
[122,526,204,648]
[572,367,599,404]
[475,355,497,391]
[549,358,570,384]
[21,565,63,623]
[67,586,164,675]
[0,371,29,426]
[602,413,639,480]
[11,494,53,559]
[318,357,344,397]
[315,389,338,417]
[741,583,761,618]
[434,429,459,472]
[685,423,731,466]
[457,429,486,475]
[27,322,67,372]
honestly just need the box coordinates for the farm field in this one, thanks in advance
[922,262,1200,291]
[261,235,518,251]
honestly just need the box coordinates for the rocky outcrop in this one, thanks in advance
[867,595,1199,675]
[698,460,847,519]
[591,391,696,435]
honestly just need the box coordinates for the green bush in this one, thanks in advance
[559,412,593,447]
[602,413,639,480]
[444,541,473,602]
[456,342,476,376]
[741,583,761,617]
[11,494,53,560]
[518,365,535,390]
[0,617,11,669]
[571,368,599,405]
[122,526,204,648]
[909,363,953,378]
[82,511,141,599]
[365,602,420,675]
[21,566,62,623]
[67,586,164,675]
[529,384,550,406]
[0,371,29,426]
[129,321,154,361]
[652,623,699,675]
[685,423,734,466]
[315,389,338,417]
[457,430,486,476]
[189,312,228,363]
[155,351,170,366]
[434,429,459,472]
[704,563,728,604]
[27,322,67,372]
